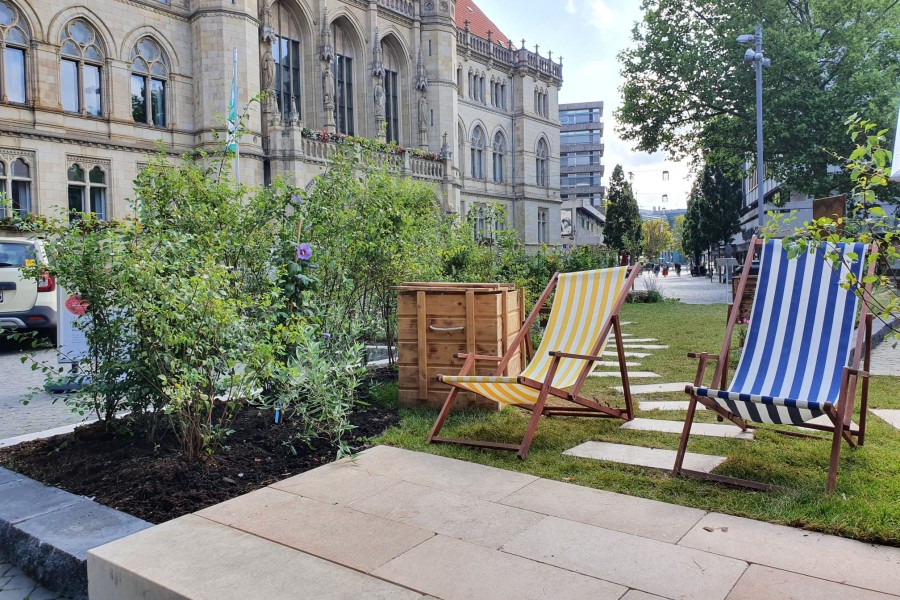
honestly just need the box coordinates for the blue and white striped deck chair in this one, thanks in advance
[675,237,875,492]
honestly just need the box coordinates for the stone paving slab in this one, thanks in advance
[342,445,538,502]
[604,351,652,358]
[872,409,900,430]
[502,516,749,600]
[596,361,641,367]
[88,515,423,600]
[270,462,401,505]
[349,480,544,550]
[678,513,900,596]
[615,382,692,394]
[726,564,899,600]
[194,487,299,527]
[0,476,84,525]
[621,591,668,600]
[590,371,661,378]
[564,441,725,473]
[614,338,659,343]
[203,494,434,573]
[621,418,754,440]
[373,534,628,600]
[0,421,97,449]
[640,400,703,412]
[621,344,669,350]
[498,478,706,544]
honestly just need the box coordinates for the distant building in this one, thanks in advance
[559,101,604,245]
[733,162,813,255]
[0,0,563,248]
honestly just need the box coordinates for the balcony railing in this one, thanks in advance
[299,136,446,182]
[377,0,414,18]
[457,29,563,83]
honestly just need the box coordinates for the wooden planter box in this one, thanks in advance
[396,282,525,410]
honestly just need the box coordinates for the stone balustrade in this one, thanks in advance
[297,134,445,182]
[457,29,563,84]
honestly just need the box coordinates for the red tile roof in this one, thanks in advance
[456,0,513,48]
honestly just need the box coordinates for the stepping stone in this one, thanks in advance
[622,344,669,350]
[620,333,634,337]
[564,441,726,473]
[872,409,900,430]
[590,371,661,379]
[617,338,658,343]
[619,321,632,326]
[614,382,692,394]
[604,351,651,358]
[621,418,754,440]
[639,400,701,412]
[596,361,641,368]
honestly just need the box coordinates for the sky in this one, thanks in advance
[472,0,693,209]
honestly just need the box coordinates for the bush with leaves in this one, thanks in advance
[768,115,899,339]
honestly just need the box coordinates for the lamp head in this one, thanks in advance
[736,34,756,44]
[743,49,757,63]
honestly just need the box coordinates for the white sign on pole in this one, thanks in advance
[57,287,89,364]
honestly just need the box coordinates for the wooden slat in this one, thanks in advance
[417,291,428,398]
[466,289,476,354]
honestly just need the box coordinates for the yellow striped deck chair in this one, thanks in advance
[428,265,642,459]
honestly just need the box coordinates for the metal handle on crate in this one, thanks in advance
[429,325,465,332]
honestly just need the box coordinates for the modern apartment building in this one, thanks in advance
[0,0,563,247]
[559,101,604,245]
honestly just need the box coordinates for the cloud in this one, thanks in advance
[565,0,577,14]
[587,0,616,31]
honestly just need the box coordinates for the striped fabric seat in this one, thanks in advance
[696,239,867,425]
[442,267,630,405]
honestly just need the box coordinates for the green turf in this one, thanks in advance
[371,302,900,546]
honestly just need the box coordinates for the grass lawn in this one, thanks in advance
[372,301,900,546]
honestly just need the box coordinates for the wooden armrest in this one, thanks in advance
[846,367,870,378]
[687,352,720,361]
[549,350,602,362]
[454,353,503,362]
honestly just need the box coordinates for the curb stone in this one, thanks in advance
[0,467,151,600]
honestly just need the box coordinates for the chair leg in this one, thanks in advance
[427,386,461,443]
[612,316,634,420]
[826,417,844,493]
[673,395,700,475]
[517,391,549,460]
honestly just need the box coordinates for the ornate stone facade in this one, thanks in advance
[0,0,562,246]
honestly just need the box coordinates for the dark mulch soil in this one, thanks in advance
[0,370,400,524]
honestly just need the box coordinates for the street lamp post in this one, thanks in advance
[737,24,771,233]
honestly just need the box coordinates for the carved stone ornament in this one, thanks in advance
[415,48,428,91]
[371,28,385,78]
[319,7,335,62]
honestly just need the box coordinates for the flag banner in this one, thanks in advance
[226,49,238,152]
[891,95,899,182]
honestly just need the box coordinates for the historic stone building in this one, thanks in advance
[0,0,562,247]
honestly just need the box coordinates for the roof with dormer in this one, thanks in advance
[456,0,512,48]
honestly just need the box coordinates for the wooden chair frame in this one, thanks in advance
[428,265,642,459]
[674,236,876,493]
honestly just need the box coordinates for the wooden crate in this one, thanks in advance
[395,282,525,410]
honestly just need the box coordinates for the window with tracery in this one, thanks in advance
[60,19,105,116]
[0,1,28,104]
[131,37,168,127]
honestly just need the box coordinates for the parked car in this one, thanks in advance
[0,237,57,342]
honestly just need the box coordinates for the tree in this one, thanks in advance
[641,219,674,260]
[683,164,743,259]
[671,214,687,258]
[604,165,642,258]
[616,0,900,197]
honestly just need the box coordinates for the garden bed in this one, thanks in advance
[0,372,400,524]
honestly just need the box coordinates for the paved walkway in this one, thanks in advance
[89,445,900,600]
[0,554,71,600]
[0,340,87,441]
[637,272,733,304]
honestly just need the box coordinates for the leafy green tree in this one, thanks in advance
[604,165,643,258]
[683,164,743,260]
[671,214,687,258]
[641,219,674,261]
[617,0,900,196]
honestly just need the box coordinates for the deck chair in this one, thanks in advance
[428,265,642,459]
[675,237,875,492]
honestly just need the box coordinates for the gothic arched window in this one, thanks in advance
[60,19,105,116]
[0,157,31,217]
[332,22,355,135]
[67,163,108,221]
[382,40,401,144]
[536,138,549,187]
[457,123,465,175]
[492,131,505,183]
[0,1,29,104]
[470,126,485,179]
[130,37,168,127]
[272,1,301,123]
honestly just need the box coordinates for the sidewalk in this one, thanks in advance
[88,445,900,600]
